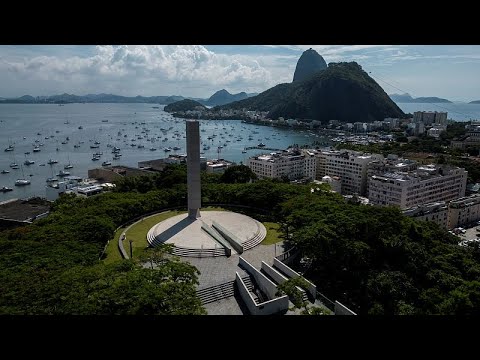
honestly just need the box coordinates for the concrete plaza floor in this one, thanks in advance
[149,211,264,251]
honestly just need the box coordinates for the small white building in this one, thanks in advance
[321,175,342,193]
[206,159,234,173]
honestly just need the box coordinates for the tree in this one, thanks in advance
[219,165,257,184]
[276,277,311,313]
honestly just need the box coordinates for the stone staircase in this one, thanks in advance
[146,220,266,258]
[242,221,267,251]
[171,246,226,257]
[197,275,254,305]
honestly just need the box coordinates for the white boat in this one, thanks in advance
[102,161,111,166]
[1,170,10,174]
[0,186,13,192]
[15,165,30,186]
[4,145,14,152]
[24,160,35,166]
[56,170,70,177]
[47,159,58,164]
[64,164,73,169]
[33,147,41,152]
[15,179,31,186]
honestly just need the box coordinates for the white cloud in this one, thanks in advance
[0,45,278,97]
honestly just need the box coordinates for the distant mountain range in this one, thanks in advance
[469,100,480,104]
[203,89,257,107]
[0,90,258,106]
[217,58,404,123]
[389,93,452,103]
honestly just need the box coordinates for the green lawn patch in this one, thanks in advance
[103,226,126,264]
[125,210,185,259]
[261,222,283,245]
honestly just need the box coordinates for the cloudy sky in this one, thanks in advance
[0,45,479,101]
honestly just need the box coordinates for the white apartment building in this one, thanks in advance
[315,150,383,195]
[247,149,316,180]
[403,194,480,229]
[368,164,467,209]
[448,194,480,229]
[403,202,449,229]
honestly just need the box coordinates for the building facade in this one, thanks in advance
[368,164,468,209]
[403,194,480,230]
[448,194,480,229]
[315,150,383,195]
[247,149,316,180]
[413,111,447,126]
[403,202,449,229]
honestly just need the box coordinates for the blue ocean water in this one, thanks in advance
[0,103,326,200]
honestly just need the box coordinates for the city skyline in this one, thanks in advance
[0,45,479,102]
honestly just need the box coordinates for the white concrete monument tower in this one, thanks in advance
[186,120,201,219]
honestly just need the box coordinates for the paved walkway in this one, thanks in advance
[183,242,287,290]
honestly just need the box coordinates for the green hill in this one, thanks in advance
[164,99,207,112]
[218,62,405,123]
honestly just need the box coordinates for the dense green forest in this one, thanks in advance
[1,164,479,315]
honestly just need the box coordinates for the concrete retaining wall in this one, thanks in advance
[213,221,244,254]
[261,261,288,284]
[235,273,289,315]
[335,301,357,315]
[239,256,278,299]
[273,258,316,298]
[201,223,231,256]
[118,232,129,259]
[236,272,259,315]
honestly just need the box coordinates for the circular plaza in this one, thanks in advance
[147,210,266,257]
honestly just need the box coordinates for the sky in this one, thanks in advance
[0,45,479,102]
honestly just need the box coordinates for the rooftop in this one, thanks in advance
[0,197,50,222]
[372,164,464,183]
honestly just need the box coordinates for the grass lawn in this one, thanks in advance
[126,210,186,259]
[103,207,229,263]
[103,226,126,264]
[261,222,284,245]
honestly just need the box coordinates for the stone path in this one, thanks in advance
[183,242,287,290]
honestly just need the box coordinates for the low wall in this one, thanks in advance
[235,273,289,315]
[239,257,278,299]
[236,272,258,315]
[261,261,288,285]
[273,258,316,298]
[213,221,244,254]
[201,223,232,256]
[334,301,357,315]
[275,248,300,265]
[118,232,129,259]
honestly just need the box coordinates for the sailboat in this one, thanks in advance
[15,165,31,186]
[46,165,58,184]
[64,155,73,169]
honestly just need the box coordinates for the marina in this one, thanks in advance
[0,103,330,200]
